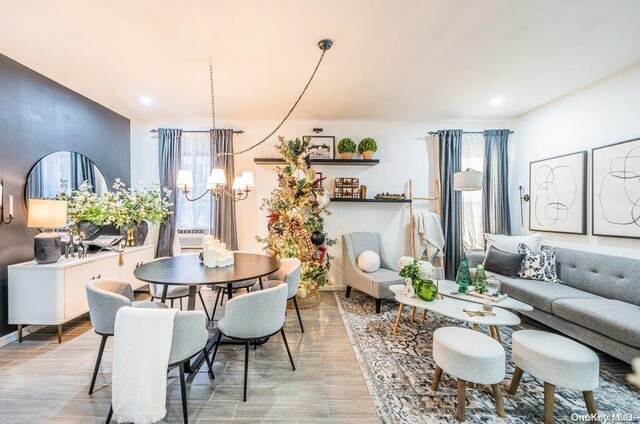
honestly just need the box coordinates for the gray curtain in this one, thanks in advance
[71,152,96,191]
[438,130,463,279]
[210,129,238,250]
[157,128,182,257]
[483,129,511,235]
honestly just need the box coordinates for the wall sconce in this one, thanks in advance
[518,185,530,228]
[177,169,254,203]
[0,180,15,225]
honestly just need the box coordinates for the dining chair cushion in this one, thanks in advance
[218,284,288,339]
[168,311,209,365]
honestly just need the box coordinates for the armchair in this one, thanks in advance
[342,232,403,313]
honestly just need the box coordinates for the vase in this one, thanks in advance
[77,221,100,239]
[119,221,149,247]
[338,152,353,160]
[362,151,375,160]
[413,279,438,301]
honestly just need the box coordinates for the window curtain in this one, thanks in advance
[483,129,511,235]
[438,129,463,279]
[71,152,96,192]
[210,129,238,250]
[157,128,182,257]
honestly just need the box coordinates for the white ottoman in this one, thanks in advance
[432,327,506,421]
[509,330,599,424]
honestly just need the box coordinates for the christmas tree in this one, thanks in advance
[257,137,336,300]
[473,263,487,294]
[455,253,472,293]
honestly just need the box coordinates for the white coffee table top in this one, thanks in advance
[437,279,534,312]
[389,284,521,327]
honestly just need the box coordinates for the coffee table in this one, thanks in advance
[437,279,533,312]
[389,284,521,344]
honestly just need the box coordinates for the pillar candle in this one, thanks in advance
[205,245,217,268]
[8,195,13,217]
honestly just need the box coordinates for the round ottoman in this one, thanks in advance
[432,327,506,421]
[509,330,599,424]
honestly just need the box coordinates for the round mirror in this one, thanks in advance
[25,151,108,201]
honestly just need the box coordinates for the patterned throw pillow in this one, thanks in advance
[517,243,561,283]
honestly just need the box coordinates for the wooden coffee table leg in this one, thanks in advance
[410,307,416,323]
[492,325,503,344]
[392,303,404,334]
[489,325,497,339]
[544,382,555,424]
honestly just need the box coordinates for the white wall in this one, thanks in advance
[131,118,505,287]
[509,63,640,259]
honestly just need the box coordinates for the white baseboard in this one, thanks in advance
[0,325,44,348]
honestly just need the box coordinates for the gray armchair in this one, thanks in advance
[106,309,213,424]
[85,279,167,395]
[342,232,403,313]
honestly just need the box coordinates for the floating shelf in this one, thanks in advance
[254,158,380,166]
[330,198,411,204]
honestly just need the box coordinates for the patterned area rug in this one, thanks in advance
[335,291,640,424]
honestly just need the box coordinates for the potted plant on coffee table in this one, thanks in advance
[358,137,378,160]
[337,138,357,159]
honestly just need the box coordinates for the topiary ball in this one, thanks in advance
[357,250,380,273]
[310,231,325,246]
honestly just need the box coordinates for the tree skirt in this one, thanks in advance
[335,291,640,424]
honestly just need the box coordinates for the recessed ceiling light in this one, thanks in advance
[490,97,504,106]
[140,96,153,106]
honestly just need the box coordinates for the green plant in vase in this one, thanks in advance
[399,256,438,301]
[456,253,472,293]
[473,263,487,294]
[358,137,378,160]
[337,138,357,159]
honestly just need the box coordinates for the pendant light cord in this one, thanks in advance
[210,62,216,131]
[216,46,329,157]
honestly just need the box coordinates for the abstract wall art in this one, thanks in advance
[592,137,640,238]
[529,151,587,234]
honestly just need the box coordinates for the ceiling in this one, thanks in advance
[1,0,639,122]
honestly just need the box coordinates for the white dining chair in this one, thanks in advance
[210,284,295,401]
[264,258,304,332]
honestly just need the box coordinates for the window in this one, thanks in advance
[176,132,212,230]
[461,133,484,251]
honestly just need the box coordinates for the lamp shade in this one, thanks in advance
[453,169,482,191]
[27,199,68,228]
[176,170,194,189]
[241,171,255,187]
[232,175,245,191]
[208,168,227,187]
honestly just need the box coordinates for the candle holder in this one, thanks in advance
[0,180,15,225]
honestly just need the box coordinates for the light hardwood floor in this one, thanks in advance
[0,291,379,424]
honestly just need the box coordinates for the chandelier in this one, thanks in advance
[176,39,333,203]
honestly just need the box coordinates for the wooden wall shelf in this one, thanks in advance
[254,158,379,166]
[330,198,411,204]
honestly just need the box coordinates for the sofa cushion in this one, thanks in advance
[484,233,543,254]
[552,298,640,348]
[484,246,525,277]
[486,271,601,313]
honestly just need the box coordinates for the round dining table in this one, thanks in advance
[134,252,281,372]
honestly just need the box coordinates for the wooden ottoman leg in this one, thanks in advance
[544,382,555,424]
[392,303,404,334]
[491,383,506,418]
[583,391,597,415]
[431,366,443,391]
[509,366,523,395]
[457,379,467,421]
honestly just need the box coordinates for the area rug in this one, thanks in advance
[335,291,640,424]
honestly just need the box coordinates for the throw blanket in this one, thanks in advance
[414,212,445,262]
[112,307,178,424]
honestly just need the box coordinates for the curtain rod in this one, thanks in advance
[427,130,513,135]
[150,129,244,135]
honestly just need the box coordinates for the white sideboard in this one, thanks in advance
[8,245,155,343]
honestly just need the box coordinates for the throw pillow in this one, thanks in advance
[357,250,380,273]
[484,233,543,254]
[483,246,526,278]
[517,243,561,283]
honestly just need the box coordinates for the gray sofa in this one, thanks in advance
[469,247,640,364]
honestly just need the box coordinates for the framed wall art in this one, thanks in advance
[592,137,640,238]
[529,151,587,234]
[304,136,335,159]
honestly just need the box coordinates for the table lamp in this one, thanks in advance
[453,169,482,191]
[27,199,68,264]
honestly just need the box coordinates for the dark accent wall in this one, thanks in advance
[0,53,130,337]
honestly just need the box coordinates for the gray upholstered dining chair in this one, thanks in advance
[106,310,213,424]
[209,279,256,321]
[342,232,403,313]
[264,258,304,332]
[147,256,209,315]
[85,279,169,395]
[211,284,295,402]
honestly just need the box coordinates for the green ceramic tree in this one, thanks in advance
[474,263,487,294]
[456,254,472,293]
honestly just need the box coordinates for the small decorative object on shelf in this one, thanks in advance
[473,263,487,293]
[304,135,335,159]
[334,177,361,199]
[358,137,378,160]
[337,138,357,159]
[360,185,367,199]
[399,256,438,301]
[374,192,406,200]
[201,235,235,268]
[455,253,471,293]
